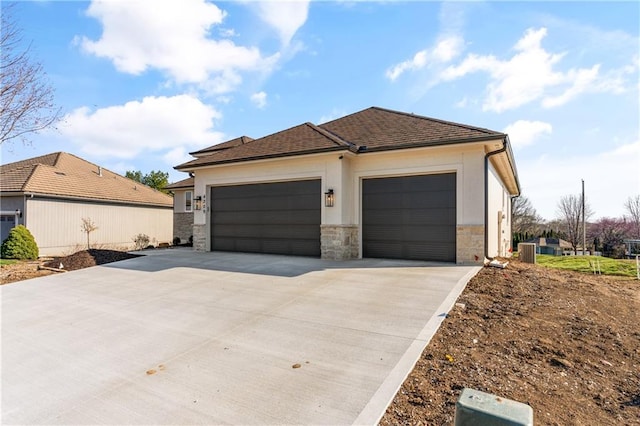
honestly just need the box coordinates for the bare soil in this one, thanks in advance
[2,253,638,425]
[381,259,640,426]
[1,249,140,284]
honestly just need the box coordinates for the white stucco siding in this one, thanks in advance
[25,198,172,256]
[190,140,510,262]
[487,163,513,257]
[172,189,193,213]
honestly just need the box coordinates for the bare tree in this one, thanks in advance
[81,218,98,250]
[624,195,640,239]
[511,196,544,236]
[556,194,593,255]
[1,4,61,144]
[589,217,631,258]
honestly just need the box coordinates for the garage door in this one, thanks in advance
[1,215,16,243]
[211,180,321,256]
[362,173,456,262]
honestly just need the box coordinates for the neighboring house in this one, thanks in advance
[0,152,173,256]
[524,237,573,255]
[174,106,520,264]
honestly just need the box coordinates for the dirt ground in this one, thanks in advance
[1,249,140,284]
[381,259,640,425]
[2,253,638,425]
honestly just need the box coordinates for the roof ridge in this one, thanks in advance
[21,163,44,192]
[304,122,354,148]
[1,151,62,171]
[318,107,373,126]
[370,106,504,136]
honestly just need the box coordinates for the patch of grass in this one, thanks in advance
[536,254,638,278]
[0,259,18,266]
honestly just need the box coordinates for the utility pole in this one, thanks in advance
[582,179,586,256]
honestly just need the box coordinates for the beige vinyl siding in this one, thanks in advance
[25,198,172,256]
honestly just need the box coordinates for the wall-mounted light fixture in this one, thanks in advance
[324,189,335,207]
[194,196,203,211]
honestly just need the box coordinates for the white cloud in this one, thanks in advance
[59,95,225,161]
[518,140,640,220]
[386,36,464,81]
[163,147,193,168]
[386,51,427,81]
[503,120,552,149]
[250,91,267,109]
[440,27,633,112]
[252,1,310,46]
[79,0,271,93]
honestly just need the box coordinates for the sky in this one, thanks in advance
[1,0,638,221]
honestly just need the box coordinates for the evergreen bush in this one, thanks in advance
[1,225,39,260]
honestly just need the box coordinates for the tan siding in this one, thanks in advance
[26,198,172,256]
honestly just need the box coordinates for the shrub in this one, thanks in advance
[1,225,39,260]
[132,233,150,251]
[172,237,181,246]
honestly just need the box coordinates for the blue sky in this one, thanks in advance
[2,0,638,220]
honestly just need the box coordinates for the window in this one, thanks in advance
[185,191,193,212]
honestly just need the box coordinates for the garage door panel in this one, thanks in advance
[362,173,456,262]
[211,180,321,256]
[213,210,319,226]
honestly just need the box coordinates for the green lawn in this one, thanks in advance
[0,259,18,266]
[535,254,638,278]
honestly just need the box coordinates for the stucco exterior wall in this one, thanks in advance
[191,139,508,263]
[173,189,193,213]
[24,197,172,256]
[487,163,513,258]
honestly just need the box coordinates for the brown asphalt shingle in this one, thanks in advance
[319,107,505,150]
[1,152,173,207]
[165,176,194,190]
[175,106,506,170]
[189,136,254,157]
[177,123,352,169]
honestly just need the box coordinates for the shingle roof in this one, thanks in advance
[319,107,505,150]
[165,176,194,190]
[1,152,173,207]
[177,123,352,169]
[189,136,254,157]
[175,106,506,171]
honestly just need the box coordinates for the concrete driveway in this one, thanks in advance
[1,250,479,425]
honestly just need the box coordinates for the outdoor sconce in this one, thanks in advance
[325,189,335,207]
[194,196,203,211]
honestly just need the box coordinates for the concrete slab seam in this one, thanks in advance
[352,266,482,425]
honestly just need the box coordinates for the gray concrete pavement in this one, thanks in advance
[1,250,480,425]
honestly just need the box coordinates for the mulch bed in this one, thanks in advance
[44,249,141,271]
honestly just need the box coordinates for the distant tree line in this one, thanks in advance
[512,194,640,258]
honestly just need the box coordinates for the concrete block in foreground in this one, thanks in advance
[455,388,533,426]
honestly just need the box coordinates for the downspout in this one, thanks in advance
[484,138,509,261]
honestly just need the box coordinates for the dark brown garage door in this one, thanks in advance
[210,180,321,256]
[362,173,456,262]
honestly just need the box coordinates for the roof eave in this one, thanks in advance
[175,146,350,171]
[358,134,507,153]
[15,191,173,208]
